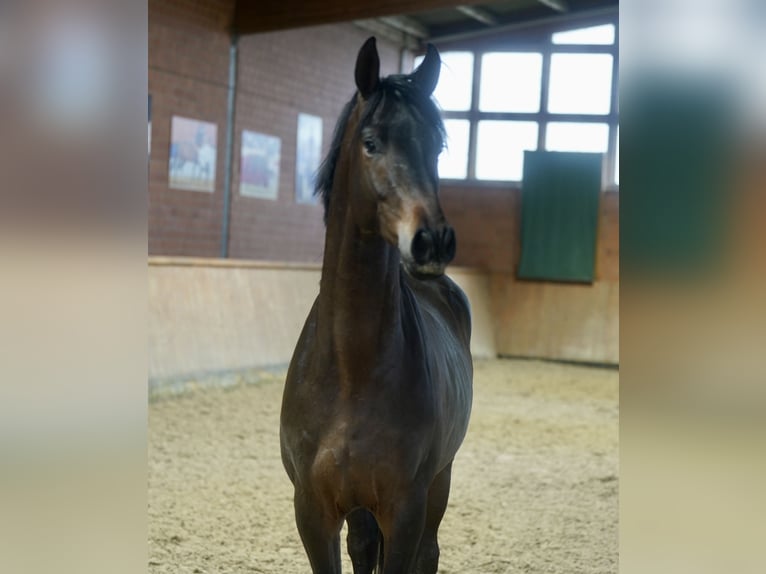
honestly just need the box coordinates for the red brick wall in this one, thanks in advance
[228,26,401,262]
[148,0,235,256]
[148,0,402,259]
[441,185,520,274]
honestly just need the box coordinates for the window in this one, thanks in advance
[476,121,538,181]
[417,19,619,187]
[415,51,473,111]
[480,53,543,113]
[439,119,470,179]
[547,54,613,115]
[545,122,610,153]
[552,23,615,45]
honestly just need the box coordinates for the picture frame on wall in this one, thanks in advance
[295,113,322,204]
[168,115,218,192]
[240,130,281,200]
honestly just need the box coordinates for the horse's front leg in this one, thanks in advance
[378,490,428,574]
[413,462,453,574]
[293,487,343,574]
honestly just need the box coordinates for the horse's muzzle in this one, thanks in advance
[409,225,456,276]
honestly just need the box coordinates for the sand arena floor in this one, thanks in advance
[149,359,618,573]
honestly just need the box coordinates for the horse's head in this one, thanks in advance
[350,37,456,278]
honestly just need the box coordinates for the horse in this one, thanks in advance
[280,37,473,574]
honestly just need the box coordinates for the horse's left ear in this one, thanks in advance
[355,37,380,99]
[412,44,441,96]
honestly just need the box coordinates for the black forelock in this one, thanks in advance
[314,74,445,223]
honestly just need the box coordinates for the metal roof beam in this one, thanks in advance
[429,5,617,45]
[455,5,498,26]
[378,15,429,39]
[234,0,488,35]
[536,0,569,12]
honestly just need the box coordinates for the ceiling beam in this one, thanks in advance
[536,0,570,12]
[430,5,617,45]
[234,0,487,35]
[455,5,498,26]
[378,15,429,39]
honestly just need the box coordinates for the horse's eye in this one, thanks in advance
[363,138,377,155]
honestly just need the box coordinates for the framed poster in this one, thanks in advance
[168,115,217,192]
[295,113,322,204]
[240,130,281,200]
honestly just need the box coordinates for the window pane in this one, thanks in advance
[479,53,543,112]
[414,51,473,111]
[545,122,609,153]
[552,24,616,45]
[476,121,539,181]
[439,119,470,179]
[548,53,613,115]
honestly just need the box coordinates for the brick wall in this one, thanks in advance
[148,0,402,259]
[440,185,520,274]
[148,0,235,256]
[228,26,401,262]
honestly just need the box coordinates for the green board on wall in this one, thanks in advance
[517,151,603,283]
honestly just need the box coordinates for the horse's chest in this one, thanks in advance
[308,417,423,509]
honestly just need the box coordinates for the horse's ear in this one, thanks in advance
[412,44,441,96]
[355,37,380,99]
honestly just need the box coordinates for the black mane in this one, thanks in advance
[314,74,446,223]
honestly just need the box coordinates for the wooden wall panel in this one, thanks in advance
[148,258,496,383]
[449,270,497,359]
[491,274,619,364]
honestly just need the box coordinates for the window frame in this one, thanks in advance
[437,18,619,191]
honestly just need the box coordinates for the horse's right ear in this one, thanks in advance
[355,37,380,99]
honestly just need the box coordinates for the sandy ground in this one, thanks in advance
[149,359,618,573]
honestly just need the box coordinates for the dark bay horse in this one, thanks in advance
[280,37,473,574]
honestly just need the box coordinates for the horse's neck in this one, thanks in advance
[318,186,403,373]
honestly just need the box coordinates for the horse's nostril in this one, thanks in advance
[411,228,434,264]
[442,227,456,263]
